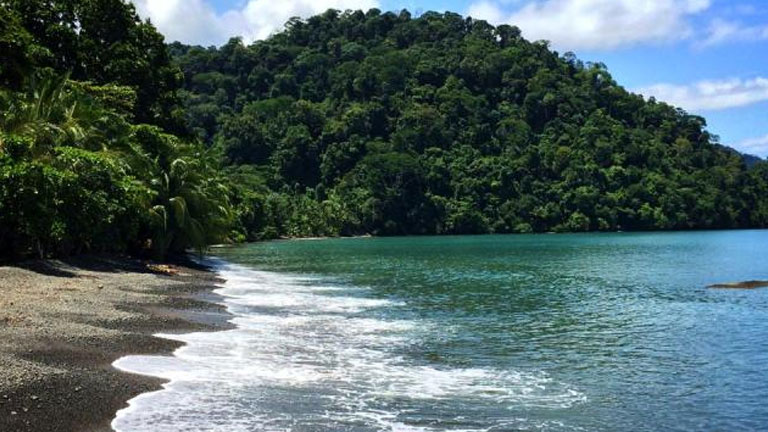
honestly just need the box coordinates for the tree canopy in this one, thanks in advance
[5,0,184,129]
[0,1,229,260]
[172,9,768,239]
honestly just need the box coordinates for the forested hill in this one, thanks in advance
[1,4,767,261]
[172,9,768,238]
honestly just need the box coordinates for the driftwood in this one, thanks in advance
[146,263,181,276]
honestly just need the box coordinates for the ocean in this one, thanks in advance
[113,231,768,431]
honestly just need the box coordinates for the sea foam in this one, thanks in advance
[112,260,584,431]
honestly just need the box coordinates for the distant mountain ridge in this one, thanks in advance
[741,152,765,169]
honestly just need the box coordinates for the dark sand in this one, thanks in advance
[0,256,233,432]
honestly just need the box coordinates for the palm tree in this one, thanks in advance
[131,125,231,260]
[0,75,141,259]
[0,76,233,261]
[0,74,115,157]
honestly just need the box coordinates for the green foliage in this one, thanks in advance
[0,74,125,156]
[0,7,45,89]
[67,81,138,119]
[172,9,768,238]
[4,0,184,130]
[0,12,233,261]
[131,125,232,259]
[337,151,436,235]
[0,140,146,259]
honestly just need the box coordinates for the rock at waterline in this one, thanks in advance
[708,281,768,289]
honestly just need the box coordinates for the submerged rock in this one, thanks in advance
[708,281,768,289]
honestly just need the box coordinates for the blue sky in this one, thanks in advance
[134,0,768,157]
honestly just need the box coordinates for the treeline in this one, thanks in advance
[2,5,767,261]
[173,9,768,239]
[0,1,230,260]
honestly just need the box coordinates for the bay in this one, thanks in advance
[113,231,768,431]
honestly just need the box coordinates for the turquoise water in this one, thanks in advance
[114,231,768,431]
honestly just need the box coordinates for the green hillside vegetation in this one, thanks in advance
[0,1,230,260]
[172,9,768,239]
[1,4,767,261]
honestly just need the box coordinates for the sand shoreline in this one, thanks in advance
[0,255,232,432]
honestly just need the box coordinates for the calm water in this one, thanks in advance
[114,231,768,431]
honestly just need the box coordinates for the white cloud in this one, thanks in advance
[467,0,711,51]
[467,1,506,24]
[132,0,234,46]
[699,18,768,47]
[133,0,379,46]
[634,77,768,112]
[735,134,768,157]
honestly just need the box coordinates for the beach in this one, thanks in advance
[0,256,231,432]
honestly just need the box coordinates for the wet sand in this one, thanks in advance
[0,255,232,432]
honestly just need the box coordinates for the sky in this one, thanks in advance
[133,0,768,157]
